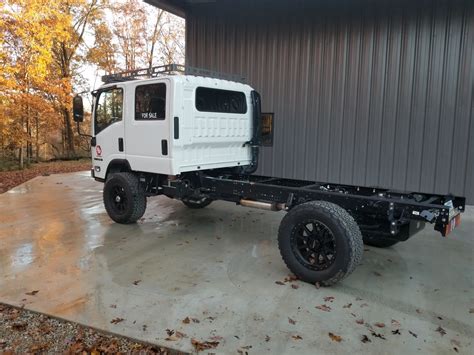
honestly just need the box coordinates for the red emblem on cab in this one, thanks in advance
[96,145,102,156]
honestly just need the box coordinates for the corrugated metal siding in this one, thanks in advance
[186,0,474,202]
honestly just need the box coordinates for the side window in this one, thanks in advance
[135,83,166,120]
[94,88,123,135]
[195,87,247,114]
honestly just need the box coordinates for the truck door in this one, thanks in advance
[125,79,171,174]
[91,86,125,180]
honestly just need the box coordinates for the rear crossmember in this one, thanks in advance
[161,173,465,239]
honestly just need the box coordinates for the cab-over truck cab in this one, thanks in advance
[90,74,257,181]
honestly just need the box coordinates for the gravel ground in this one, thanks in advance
[0,303,184,354]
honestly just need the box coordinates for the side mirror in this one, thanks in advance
[260,112,274,147]
[73,95,84,123]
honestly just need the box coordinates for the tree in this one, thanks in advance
[0,0,115,165]
[51,0,111,158]
[110,0,185,71]
[0,0,70,166]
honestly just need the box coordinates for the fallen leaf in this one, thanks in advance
[374,322,385,328]
[392,329,401,335]
[356,319,364,325]
[328,332,342,342]
[275,281,285,285]
[316,305,331,312]
[291,335,302,340]
[29,344,48,352]
[370,330,386,340]
[361,335,371,343]
[192,318,200,323]
[166,330,186,341]
[110,304,117,309]
[436,326,446,336]
[265,335,270,342]
[284,274,298,282]
[133,280,141,285]
[182,317,190,324]
[291,284,299,289]
[343,303,352,309]
[25,290,39,296]
[191,338,219,351]
[391,319,401,327]
[408,330,418,338]
[11,322,27,331]
[288,317,296,325]
[110,317,124,324]
[324,296,335,302]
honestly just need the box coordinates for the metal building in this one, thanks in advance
[146,0,474,202]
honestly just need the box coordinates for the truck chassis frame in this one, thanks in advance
[157,171,465,239]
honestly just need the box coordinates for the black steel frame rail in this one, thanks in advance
[196,173,465,236]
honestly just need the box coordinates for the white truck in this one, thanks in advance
[73,64,465,286]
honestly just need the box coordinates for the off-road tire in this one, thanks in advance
[103,172,147,224]
[362,234,399,248]
[182,197,213,209]
[278,201,363,286]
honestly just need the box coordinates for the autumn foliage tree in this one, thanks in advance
[111,0,184,70]
[0,0,112,164]
[0,0,184,169]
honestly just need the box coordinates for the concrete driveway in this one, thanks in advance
[0,172,472,354]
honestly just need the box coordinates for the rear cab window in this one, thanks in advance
[195,87,247,114]
[135,83,167,120]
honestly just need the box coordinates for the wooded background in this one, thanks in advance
[0,0,184,170]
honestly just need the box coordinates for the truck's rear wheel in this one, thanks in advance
[182,197,213,209]
[278,201,363,286]
[363,234,399,248]
[103,172,147,224]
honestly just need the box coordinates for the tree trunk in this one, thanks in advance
[35,115,40,161]
[19,145,24,170]
[62,107,75,158]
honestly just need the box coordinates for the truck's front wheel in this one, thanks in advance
[278,201,363,286]
[103,172,147,224]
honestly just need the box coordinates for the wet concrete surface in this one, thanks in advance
[0,171,473,354]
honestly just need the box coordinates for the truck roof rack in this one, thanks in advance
[101,63,246,84]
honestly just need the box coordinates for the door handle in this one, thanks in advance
[118,138,124,152]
